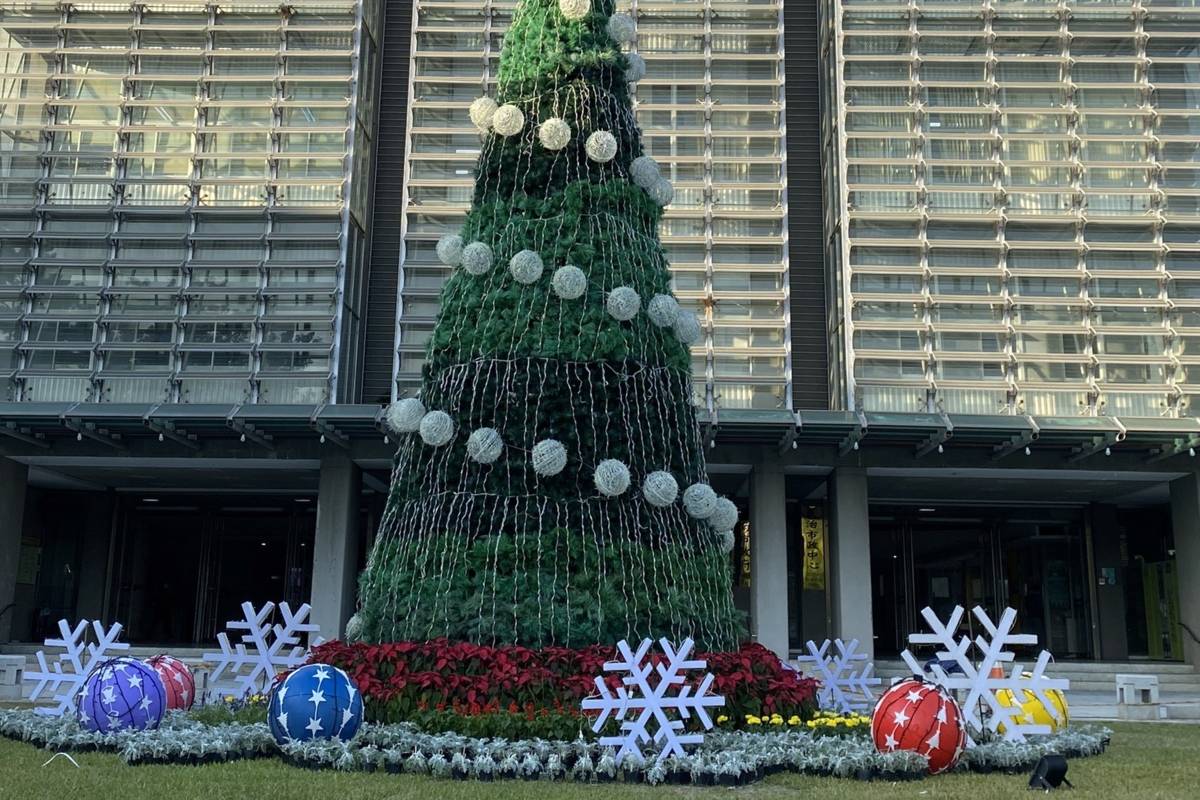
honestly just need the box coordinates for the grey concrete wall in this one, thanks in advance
[1090,504,1129,660]
[750,460,790,657]
[311,450,362,639]
[0,458,29,642]
[1170,473,1200,667]
[829,467,873,660]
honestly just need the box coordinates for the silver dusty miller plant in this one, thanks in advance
[581,637,724,765]
[901,605,1069,744]
[794,638,880,714]
[202,601,322,698]
[24,619,129,717]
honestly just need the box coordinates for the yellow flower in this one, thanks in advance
[806,719,817,729]
[746,715,762,725]
[788,716,801,726]
[846,718,859,728]
[770,715,784,725]
[224,695,235,703]
[717,715,729,724]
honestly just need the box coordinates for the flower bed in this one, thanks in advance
[0,709,276,766]
[0,708,1110,784]
[309,639,818,729]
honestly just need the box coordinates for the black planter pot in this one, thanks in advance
[718,774,738,787]
[450,766,467,780]
[595,772,615,783]
[856,767,874,781]
[477,772,494,782]
[363,762,377,773]
[385,762,402,775]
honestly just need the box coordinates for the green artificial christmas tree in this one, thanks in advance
[357,0,743,649]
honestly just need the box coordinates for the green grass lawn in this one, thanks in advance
[1,722,1195,800]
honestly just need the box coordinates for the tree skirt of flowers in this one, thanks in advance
[0,708,1111,784]
[308,639,818,729]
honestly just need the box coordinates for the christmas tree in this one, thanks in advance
[357,0,743,649]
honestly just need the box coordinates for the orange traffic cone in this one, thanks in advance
[989,664,1005,679]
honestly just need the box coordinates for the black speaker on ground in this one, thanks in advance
[1028,754,1072,790]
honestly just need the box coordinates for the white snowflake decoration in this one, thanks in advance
[794,638,880,714]
[25,618,129,717]
[582,638,724,765]
[900,605,1070,744]
[202,601,322,698]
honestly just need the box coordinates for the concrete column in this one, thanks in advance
[750,460,790,657]
[1090,504,1129,660]
[75,493,115,622]
[0,458,29,643]
[1169,473,1200,667]
[829,467,873,661]
[311,450,362,639]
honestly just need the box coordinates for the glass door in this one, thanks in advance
[870,509,1002,654]
[996,517,1093,659]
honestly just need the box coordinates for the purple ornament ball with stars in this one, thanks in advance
[76,656,166,734]
[268,663,363,744]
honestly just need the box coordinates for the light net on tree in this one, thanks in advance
[357,0,742,649]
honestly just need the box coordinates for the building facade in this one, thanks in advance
[1,0,1199,671]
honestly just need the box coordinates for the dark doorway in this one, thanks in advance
[111,496,315,645]
[870,506,1092,659]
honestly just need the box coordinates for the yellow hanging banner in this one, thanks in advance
[800,514,826,591]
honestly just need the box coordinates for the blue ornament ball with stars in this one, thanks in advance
[268,663,363,744]
[76,656,166,733]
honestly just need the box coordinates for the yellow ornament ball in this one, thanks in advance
[996,673,1069,733]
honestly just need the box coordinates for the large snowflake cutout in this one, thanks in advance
[25,618,129,717]
[581,638,725,765]
[901,605,1069,743]
[795,638,880,714]
[202,601,322,698]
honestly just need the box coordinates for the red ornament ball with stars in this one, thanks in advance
[144,654,195,711]
[871,678,966,774]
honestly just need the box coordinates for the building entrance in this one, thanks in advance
[110,497,315,645]
[870,506,1093,659]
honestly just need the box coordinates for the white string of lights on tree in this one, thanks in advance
[357,0,742,650]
